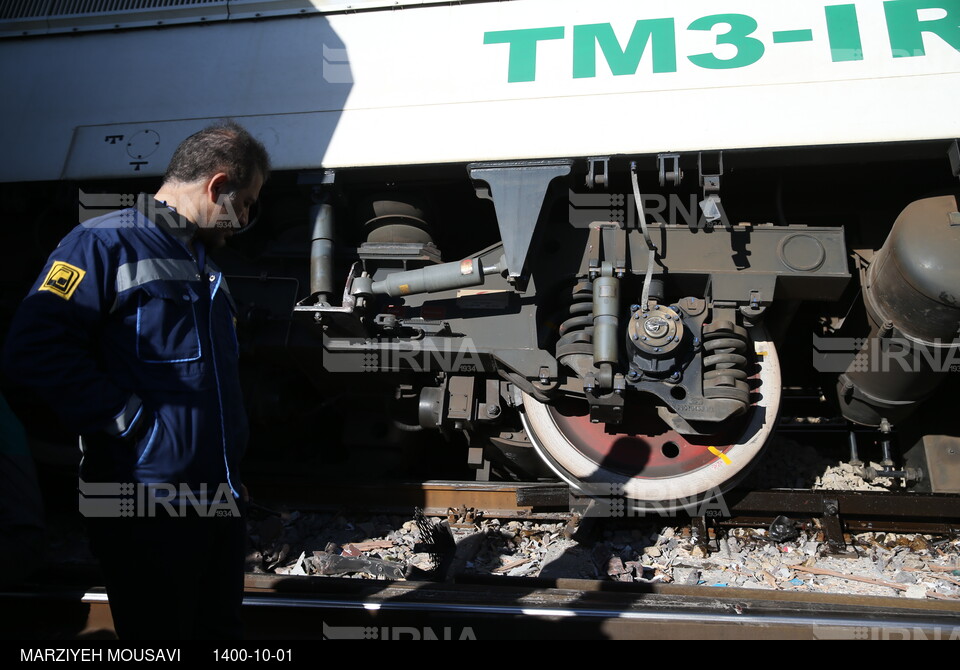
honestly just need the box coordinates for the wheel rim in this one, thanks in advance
[520,327,780,510]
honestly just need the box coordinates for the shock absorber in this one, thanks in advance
[701,320,751,414]
[556,279,594,379]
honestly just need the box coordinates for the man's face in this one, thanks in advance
[197,171,264,248]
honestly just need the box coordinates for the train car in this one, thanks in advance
[2,0,959,511]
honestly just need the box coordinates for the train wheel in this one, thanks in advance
[520,328,781,512]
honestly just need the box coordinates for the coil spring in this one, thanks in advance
[556,280,595,360]
[701,321,751,409]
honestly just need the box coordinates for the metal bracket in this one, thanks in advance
[446,375,475,422]
[658,153,682,187]
[585,156,610,189]
[586,226,602,277]
[697,152,727,229]
[739,290,767,321]
[477,379,502,422]
[586,388,624,424]
[821,498,846,553]
[594,223,627,277]
[698,151,723,195]
[468,160,573,281]
[294,262,360,316]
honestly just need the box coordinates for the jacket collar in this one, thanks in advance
[135,194,198,247]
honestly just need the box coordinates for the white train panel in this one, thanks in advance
[1,0,957,180]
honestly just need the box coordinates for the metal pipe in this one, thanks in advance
[848,431,862,467]
[310,203,335,303]
[881,438,894,467]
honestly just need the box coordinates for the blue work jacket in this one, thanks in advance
[3,197,247,497]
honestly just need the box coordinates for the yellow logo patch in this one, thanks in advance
[38,261,86,300]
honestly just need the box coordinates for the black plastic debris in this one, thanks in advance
[309,552,406,580]
[768,515,800,542]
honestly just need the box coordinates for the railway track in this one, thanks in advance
[245,477,960,540]
[6,477,957,643]
[6,574,960,642]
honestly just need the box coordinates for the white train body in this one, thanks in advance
[1,0,958,180]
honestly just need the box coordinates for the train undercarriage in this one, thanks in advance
[178,142,960,511]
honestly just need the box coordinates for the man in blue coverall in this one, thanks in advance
[3,121,269,639]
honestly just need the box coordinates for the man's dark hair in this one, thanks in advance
[164,120,270,189]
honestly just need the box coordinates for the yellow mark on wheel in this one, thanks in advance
[756,350,767,357]
[708,447,731,465]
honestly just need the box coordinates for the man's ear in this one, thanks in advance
[206,172,232,203]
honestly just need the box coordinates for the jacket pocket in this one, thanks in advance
[135,282,202,363]
[135,412,161,466]
[132,408,184,482]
